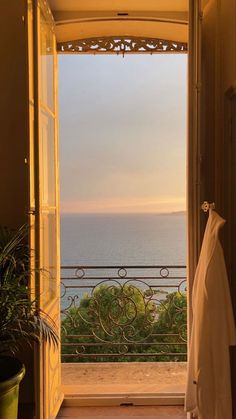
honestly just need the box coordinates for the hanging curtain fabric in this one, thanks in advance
[185,209,236,419]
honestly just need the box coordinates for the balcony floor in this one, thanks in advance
[57,405,187,418]
[62,362,187,397]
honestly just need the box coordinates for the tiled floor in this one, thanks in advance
[57,405,187,418]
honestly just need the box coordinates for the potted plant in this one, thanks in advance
[0,225,58,419]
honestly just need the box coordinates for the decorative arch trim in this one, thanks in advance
[57,36,188,54]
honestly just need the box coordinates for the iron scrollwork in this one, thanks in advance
[57,36,187,55]
[61,265,187,361]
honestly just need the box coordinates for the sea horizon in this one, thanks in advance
[60,212,186,267]
[60,210,186,216]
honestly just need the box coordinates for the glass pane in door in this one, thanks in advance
[40,9,54,111]
[41,210,57,306]
[40,110,56,207]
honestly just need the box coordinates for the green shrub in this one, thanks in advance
[61,284,187,362]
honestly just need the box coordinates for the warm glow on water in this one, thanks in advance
[60,213,186,266]
[60,196,186,214]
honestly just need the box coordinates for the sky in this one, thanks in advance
[58,54,187,214]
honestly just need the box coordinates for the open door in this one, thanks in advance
[187,1,202,415]
[187,0,202,330]
[29,0,63,417]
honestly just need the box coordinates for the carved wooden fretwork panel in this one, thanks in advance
[57,36,187,55]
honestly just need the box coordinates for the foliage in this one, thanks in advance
[61,284,187,362]
[0,225,58,355]
[152,291,187,361]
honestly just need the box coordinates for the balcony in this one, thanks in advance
[61,265,187,401]
[61,265,187,362]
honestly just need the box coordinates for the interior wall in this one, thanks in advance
[0,1,34,414]
[201,0,236,267]
[219,0,236,307]
[201,0,236,415]
[0,0,29,228]
[202,0,236,299]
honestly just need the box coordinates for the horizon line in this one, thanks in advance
[60,210,187,216]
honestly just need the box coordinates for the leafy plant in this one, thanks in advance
[152,291,187,361]
[0,225,58,355]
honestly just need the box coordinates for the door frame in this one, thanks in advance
[32,0,202,414]
[187,0,202,336]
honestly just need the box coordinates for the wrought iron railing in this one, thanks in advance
[61,265,187,362]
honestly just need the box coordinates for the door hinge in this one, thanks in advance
[229,116,233,140]
[28,209,36,216]
[199,11,203,22]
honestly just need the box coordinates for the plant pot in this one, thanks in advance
[0,356,25,419]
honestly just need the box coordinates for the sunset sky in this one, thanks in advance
[59,54,187,214]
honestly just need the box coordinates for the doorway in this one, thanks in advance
[28,0,203,415]
[59,52,187,402]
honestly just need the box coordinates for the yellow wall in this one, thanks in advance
[0,1,34,413]
[0,0,30,228]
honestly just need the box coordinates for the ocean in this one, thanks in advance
[60,213,187,309]
[60,213,187,362]
[60,213,186,266]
